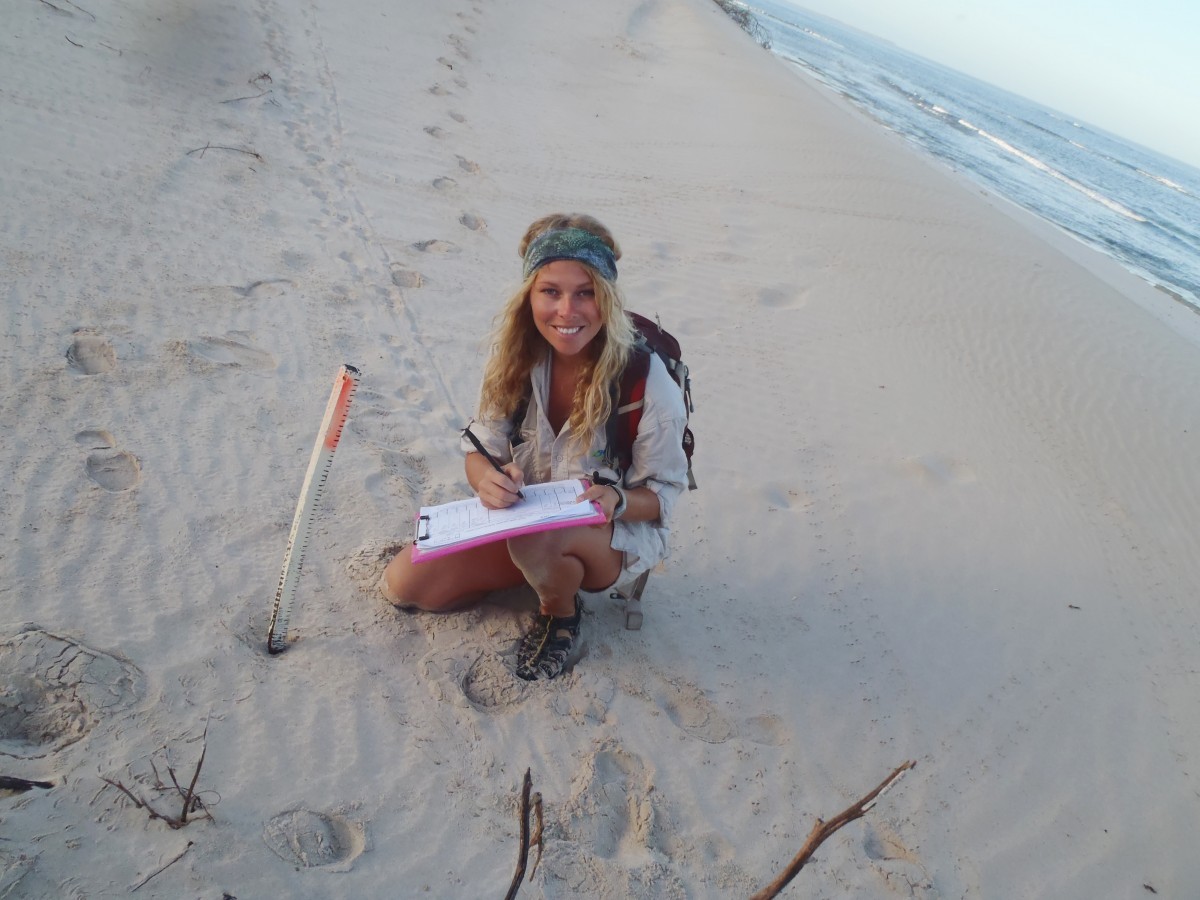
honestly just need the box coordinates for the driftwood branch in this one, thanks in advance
[751,760,917,900]
[503,769,534,900]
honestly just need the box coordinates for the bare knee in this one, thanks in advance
[381,548,492,613]
[381,552,430,611]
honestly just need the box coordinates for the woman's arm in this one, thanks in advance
[579,482,660,524]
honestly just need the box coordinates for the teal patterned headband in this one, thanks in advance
[522,228,618,282]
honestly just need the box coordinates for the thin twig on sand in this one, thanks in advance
[750,760,917,899]
[186,143,264,162]
[221,89,273,104]
[130,841,193,892]
[504,769,534,900]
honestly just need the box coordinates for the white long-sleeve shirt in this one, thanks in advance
[462,352,688,576]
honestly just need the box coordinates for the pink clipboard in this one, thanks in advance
[411,478,606,563]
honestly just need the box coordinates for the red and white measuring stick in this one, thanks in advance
[267,364,359,654]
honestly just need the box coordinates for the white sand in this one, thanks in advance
[3,0,1199,897]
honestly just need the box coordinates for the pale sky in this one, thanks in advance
[780,1,1200,169]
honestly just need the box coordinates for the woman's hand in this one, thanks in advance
[579,483,622,524]
[474,461,526,509]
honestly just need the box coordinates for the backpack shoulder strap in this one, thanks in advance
[508,384,532,448]
[607,345,651,476]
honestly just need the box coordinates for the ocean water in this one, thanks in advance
[748,1,1200,315]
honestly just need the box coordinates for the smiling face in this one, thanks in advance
[529,259,604,359]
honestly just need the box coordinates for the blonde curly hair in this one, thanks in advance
[479,214,637,454]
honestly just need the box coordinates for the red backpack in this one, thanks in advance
[606,312,696,490]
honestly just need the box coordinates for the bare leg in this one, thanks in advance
[381,523,621,618]
[508,523,622,616]
[382,540,526,612]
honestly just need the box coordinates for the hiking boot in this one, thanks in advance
[515,595,583,681]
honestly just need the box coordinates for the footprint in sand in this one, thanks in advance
[263,808,366,870]
[561,742,665,859]
[432,176,457,191]
[427,83,450,96]
[66,331,116,375]
[411,239,461,254]
[447,34,472,61]
[436,56,455,70]
[418,646,530,712]
[863,822,936,897]
[0,626,143,759]
[756,285,807,309]
[461,652,530,712]
[456,156,480,174]
[647,674,735,743]
[448,111,467,123]
[188,335,277,370]
[459,212,486,231]
[423,125,446,139]
[741,713,789,747]
[85,449,141,492]
[389,264,424,289]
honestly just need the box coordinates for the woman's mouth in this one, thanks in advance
[554,326,583,335]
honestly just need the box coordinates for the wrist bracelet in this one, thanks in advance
[609,484,627,519]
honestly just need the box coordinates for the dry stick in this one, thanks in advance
[185,143,264,162]
[503,769,534,900]
[528,792,545,879]
[130,841,193,892]
[102,726,212,829]
[65,35,82,47]
[221,89,272,104]
[173,721,210,826]
[750,760,917,900]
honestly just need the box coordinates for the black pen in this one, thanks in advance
[462,424,525,500]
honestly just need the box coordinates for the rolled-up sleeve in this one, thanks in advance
[460,413,512,462]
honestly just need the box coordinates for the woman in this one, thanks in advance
[383,213,689,680]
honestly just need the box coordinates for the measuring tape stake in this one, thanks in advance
[267,364,360,654]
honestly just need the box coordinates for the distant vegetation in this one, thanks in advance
[713,0,772,48]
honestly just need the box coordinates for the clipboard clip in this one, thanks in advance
[415,514,431,542]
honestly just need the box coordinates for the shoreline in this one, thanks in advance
[752,2,1200,330]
